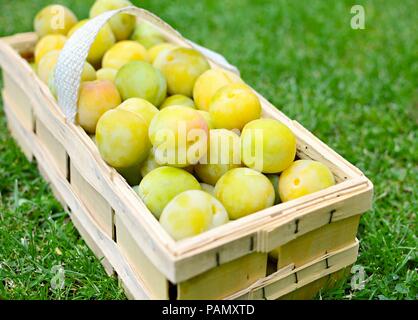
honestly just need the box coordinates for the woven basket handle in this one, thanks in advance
[54,6,238,123]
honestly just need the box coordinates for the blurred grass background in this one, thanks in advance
[0,0,416,300]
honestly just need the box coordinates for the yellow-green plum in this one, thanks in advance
[117,98,159,126]
[193,68,242,111]
[90,0,136,41]
[214,167,274,220]
[159,190,229,240]
[139,149,160,178]
[30,62,37,73]
[148,42,177,63]
[160,94,196,109]
[197,111,214,129]
[139,148,194,178]
[34,4,78,38]
[267,175,281,205]
[209,83,261,131]
[200,183,215,196]
[68,20,115,67]
[241,118,296,174]
[37,50,60,84]
[34,34,66,64]
[131,22,165,49]
[77,80,121,134]
[117,164,141,186]
[96,109,151,168]
[96,68,118,82]
[39,50,97,85]
[138,166,201,219]
[148,106,209,167]
[102,41,148,70]
[115,61,167,106]
[195,129,241,185]
[48,61,97,98]
[278,160,335,202]
[154,48,210,97]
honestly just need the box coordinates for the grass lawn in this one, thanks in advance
[0,0,416,300]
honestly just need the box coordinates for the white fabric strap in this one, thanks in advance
[54,6,238,123]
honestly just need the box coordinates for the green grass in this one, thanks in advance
[0,0,417,300]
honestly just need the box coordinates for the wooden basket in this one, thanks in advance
[0,7,373,300]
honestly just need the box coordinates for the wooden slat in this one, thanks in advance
[1,32,37,56]
[178,253,267,300]
[2,74,34,131]
[36,118,68,179]
[275,215,360,268]
[115,214,169,300]
[71,161,114,238]
[3,97,33,161]
[227,240,359,300]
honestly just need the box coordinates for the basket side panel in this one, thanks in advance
[274,215,360,268]
[3,95,33,161]
[70,161,114,238]
[177,252,267,300]
[264,185,372,252]
[278,266,350,300]
[2,73,34,132]
[36,118,68,180]
[115,214,169,300]
[69,204,114,276]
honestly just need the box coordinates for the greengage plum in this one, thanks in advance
[90,0,135,41]
[197,111,214,129]
[200,183,215,196]
[159,190,228,240]
[117,98,159,126]
[47,61,97,97]
[209,83,261,131]
[34,34,66,64]
[267,175,281,205]
[37,50,60,84]
[148,106,209,167]
[96,68,118,82]
[139,148,194,177]
[96,109,151,168]
[278,160,335,202]
[241,118,296,174]
[131,22,165,49]
[77,80,121,134]
[34,4,78,38]
[214,167,274,220]
[154,48,210,97]
[195,129,241,185]
[139,149,160,178]
[138,166,201,218]
[193,68,242,111]
[68,20,115,67]
[115,61,167,106]
[102,40,148,70]
[148,43,177,63]
[160,94,196,109]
